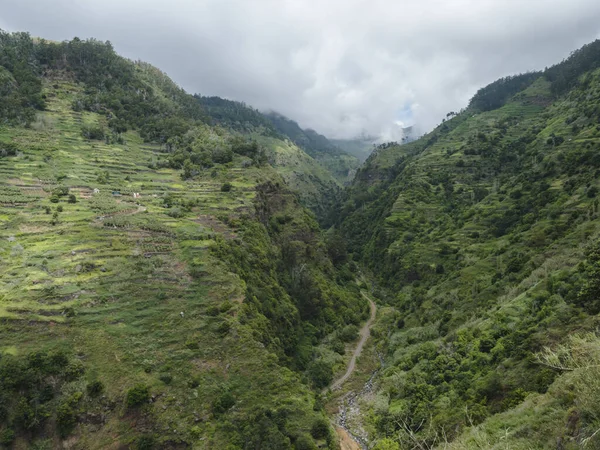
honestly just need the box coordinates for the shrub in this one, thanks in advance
[56,205,63,212]
[294,434,317,450]
[64,361,85,381]
[373,438,401,450]
[330,339,345,355]
[221,182,232,192]
[339,325,359,342]
[158,373,173,385]
[81,124,105,140]
[86,380,104,398]
[56,401,76,437]
[68,194,77,203]
[167,207,183,218]
[0,428,15,446]
[217,321,231,335]
[52,186,69,197]
[310,418,330,440]
[307,360,333,389]
[126,384,150,408]
[212,391,235,415]
[135,435,156,450]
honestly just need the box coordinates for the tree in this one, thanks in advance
[307,359,332,389]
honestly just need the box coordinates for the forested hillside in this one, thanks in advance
[0,31,367,449]
[337,39,600,449]
[195,95,359,222]
[4,26,600,450]
[263,112,360,184]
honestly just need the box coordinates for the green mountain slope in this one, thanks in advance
[338,40,600,448]
[264,112,360,184]
[195,95,356,222]
[330,136,376,163]
[0,31,367,449]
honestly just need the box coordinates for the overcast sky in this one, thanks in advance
[2,0,600,139]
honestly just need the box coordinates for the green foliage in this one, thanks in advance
[220,182,232,192]
[0,351,83,442]
[126,384,150,408]
[81,123,105,140]
[195,95,279,136]
[0,428,15,446]
[135,435,156,450]
[339,324,359,342]
[56,392,82,437]
[293,433,318,450]
[0,31,45,125]
[469,72,541,112]
[0,30,363,449]
[310,417,330,440]
[158,373,173,384]
[212,390,235,416]
[545,39,600,95]
[373,438,400,450]
[576,239,600,314]
[86,380,104,398]
[211,181,365,366]
[307,359,333,389]
[337,40,600,447]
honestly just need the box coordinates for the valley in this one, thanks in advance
[2,28,600,450]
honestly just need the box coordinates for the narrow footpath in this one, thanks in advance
[330,292,377,391]
[327,291,379,450]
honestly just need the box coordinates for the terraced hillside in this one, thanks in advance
[337,41,600,448]
[0,32,368,449]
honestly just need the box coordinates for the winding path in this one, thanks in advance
[330,292,377,391]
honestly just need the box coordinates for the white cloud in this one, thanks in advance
[1,0,600,138]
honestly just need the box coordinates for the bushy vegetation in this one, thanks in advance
[211,180,367,368]
[196,95,280,136]
[5,26,600,450]
[0,350,85,443]
[0,30,207,141]
[469,72,541,111]
[265,112,361,184]
[197,95,361,222]
[0,28,363,449]
[0,31,45,124]
[338,46,600,448]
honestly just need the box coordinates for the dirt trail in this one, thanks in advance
[336,427,362,450]
[330,292,377,391]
